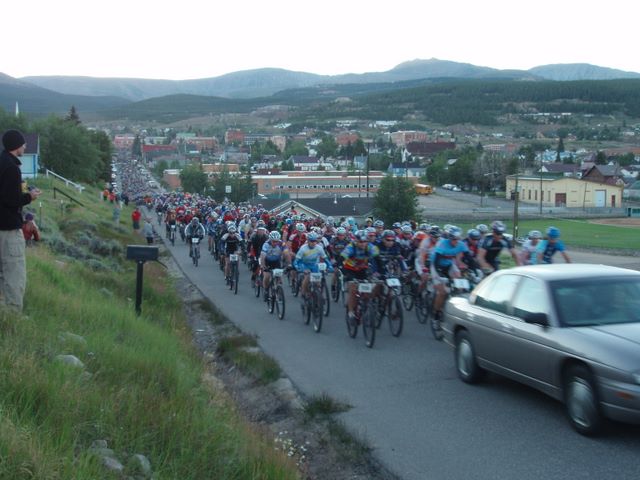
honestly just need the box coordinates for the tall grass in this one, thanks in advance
[0,180,298,479]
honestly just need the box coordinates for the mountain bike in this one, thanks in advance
[345,279,378,348]
[169,224,176,246]
[190,237,201,267]
[376,276,404,337]
[266,268,286,320]
[228,254,240,295]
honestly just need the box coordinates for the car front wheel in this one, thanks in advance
[564,365,603,436]
[455,330,485,384]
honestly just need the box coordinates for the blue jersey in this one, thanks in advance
[537,239,565,264]
[294,243,328,272]
[261,240,285,262]
[431,238,469,268]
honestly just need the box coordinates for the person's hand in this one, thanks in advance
[29,188,41,200]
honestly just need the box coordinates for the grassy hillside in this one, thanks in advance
[0,179,297,479]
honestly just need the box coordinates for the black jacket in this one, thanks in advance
[0,150,32,230]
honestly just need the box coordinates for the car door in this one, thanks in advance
[468,273,521,369]
[499,276,556,392]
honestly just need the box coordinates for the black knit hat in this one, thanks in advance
[2,129,26,151]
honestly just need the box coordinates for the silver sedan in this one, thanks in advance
[443,263,640,435]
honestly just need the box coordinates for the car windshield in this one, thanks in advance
[551,277,640,327]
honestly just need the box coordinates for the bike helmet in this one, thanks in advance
[491,220,506,234]
[365,226,376,235]
[476,224,489,234]
[414,231,428,242]
[401,225,413,234]
[269,231,281,241]
[392,222,402,229]
[418,223,430,232]
[312,226,322,234]
[336,227,347,235]
[307,232,319,242]
[326,216,335,226]
[257,225,267,232]
[296,223,306,232]
[373,220,384,228]
[528,230,542,240]
[429,225,441,237]
[382,229,396,239]
[448,226,463,240]
[546,226,561,239]
[228,226,237,233]
[355,230,368,241]
[467,228,481,240]
[347,217,356,226]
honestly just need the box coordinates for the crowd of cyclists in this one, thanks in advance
[147,190,570,347]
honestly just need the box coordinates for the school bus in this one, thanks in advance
[415,183,433,195]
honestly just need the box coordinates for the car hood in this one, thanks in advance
[572,323,640,369]
[584,324,640,347]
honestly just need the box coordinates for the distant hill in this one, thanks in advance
[528,63,640,81]
[0,73,130,117]
[19,58,540,101]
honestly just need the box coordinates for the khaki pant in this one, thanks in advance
[0,229,26,311]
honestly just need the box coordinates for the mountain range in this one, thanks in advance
[2,59,640,118]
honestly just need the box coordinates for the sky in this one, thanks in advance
[5,0,640,80]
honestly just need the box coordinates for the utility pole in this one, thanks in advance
[366,143,370,198]
[513,174,520,240]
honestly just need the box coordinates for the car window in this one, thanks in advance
[552,277,640,326]
[474,274,520,314]
[511,277,550,320]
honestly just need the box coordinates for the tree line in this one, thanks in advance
[0,106,113,184]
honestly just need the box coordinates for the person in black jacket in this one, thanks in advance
[0,129,40,311]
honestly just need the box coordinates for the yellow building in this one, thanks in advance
[506,175,624,208]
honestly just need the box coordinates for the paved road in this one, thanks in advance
[159,233,640,480]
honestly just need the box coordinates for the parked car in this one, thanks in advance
[443,264,640,435]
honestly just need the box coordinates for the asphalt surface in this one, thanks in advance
[158,227,640,480]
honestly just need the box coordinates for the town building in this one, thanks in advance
[225,129,245,145]
[113,134,136,150]
[390,130,428,147]
[19,133,40,179]
[506,175,624,208]
[252,171,385,196]
[387,162,425,178]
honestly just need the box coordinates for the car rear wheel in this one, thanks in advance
[564,365,603,436]
[455,330,485,384]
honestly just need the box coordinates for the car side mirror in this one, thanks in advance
[523,312,549,326]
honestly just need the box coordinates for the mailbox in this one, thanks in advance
[126,245,159,262]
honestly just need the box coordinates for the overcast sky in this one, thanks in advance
[5,0,639,80]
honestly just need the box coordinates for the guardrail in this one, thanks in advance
[45,169,85,193]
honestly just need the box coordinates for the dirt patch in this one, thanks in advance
[589,218,640,227]
[167,252,399,480]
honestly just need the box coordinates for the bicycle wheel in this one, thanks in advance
[375,297,385,329]
[345,308,358,338]
[332,277,341,303]
[402,284,414,310]
[416,289,430,324]
[362,300,376,348]
[268,285,275,314]
[322,279,330,317]
[388,295,404,337]
[304,296,312,325]
[233,264,239,295]
[293,274,301,297]
[312,290,323,333]
[254,276,262,298]
[275,285,285,320]
[194,247,199,267]
[430,314,444,341]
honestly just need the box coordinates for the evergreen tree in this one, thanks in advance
[179,164,208,194]
[374,176,418,226]
[65,105,81,125]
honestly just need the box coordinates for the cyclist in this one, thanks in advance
[185,217,206,257]
[205,214,217,253]
[415,225,441,287]
[519,230,543,265]
[537,226,571,264]
[476,223,489,241]
[477,220,520,273]
[341,230,381,322]
[294,232,331,301]
[165,209,177,238]
[286,223,307,283]
[260,231,288,300]
[377,229,407,277]
[249,224,270,281]
[430,225,469,321]
[221,225,242,283]
[462,228,482,272]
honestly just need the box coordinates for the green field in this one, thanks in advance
[459,218,640,252]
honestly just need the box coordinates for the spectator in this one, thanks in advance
[143,219,154,245]
[21,212,40,244]
[0,129,41,311]
[113,202,121,224]
[131,207,142,231]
